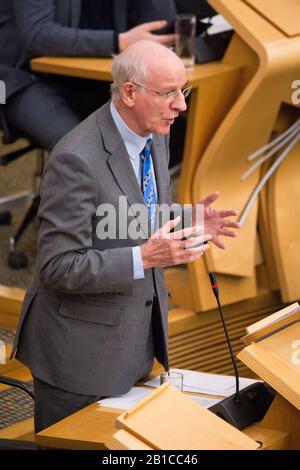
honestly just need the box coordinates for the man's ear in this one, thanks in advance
[121,82,136,108]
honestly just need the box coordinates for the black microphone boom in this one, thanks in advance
[208,272,275,430]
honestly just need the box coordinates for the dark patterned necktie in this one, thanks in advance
[141,138,156,229]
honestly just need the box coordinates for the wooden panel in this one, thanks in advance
[37,403,119,450]
[36,394,287,450]
[0,285,24,315]
[35,395,291,450]
[0,418,34,441]
[165,265,257,312]
[269,138,300,301]
[168,291,283,377]
[211,0,284,44]
[244,0,300,37]
[0,285,24,329]
[188,0,300,309]
[261,395,300,450]
[165,268,195,310]
[31,57,113,81]
[243,424,289,450]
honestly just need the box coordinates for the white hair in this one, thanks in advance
[110,46,149,98]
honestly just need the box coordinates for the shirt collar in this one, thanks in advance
[110,101,152,161]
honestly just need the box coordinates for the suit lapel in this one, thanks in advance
[96,103,148,236]
[107,144,145,210]
[96,103,169,237]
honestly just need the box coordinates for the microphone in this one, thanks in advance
[207,272,275,430]
[209,272,240,405]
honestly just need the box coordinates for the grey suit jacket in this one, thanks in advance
[12,101,173,396]
[0,0,176,99]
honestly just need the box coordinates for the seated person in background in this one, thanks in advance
[0,0,176,151]
[12,40,240,433]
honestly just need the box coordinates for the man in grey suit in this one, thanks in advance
[0,0,176,150]
[12,40,240,433]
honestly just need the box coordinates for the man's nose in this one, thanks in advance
[171,92,187,112]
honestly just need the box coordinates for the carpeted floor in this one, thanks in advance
[0,137,37,289]
[0,381,34,429]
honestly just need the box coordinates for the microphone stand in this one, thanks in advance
[208,272,275,430]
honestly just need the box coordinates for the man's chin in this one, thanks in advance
[156,123,173,135]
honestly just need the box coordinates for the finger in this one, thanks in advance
[184,244,210,255]
[185,243,210,259]
[184,234,212,249]
[219,209,239,218]
[221,220,241,229]
[140,20,168,32]
[219,229,237,238]
[152,33,176,44]
[199,191,220,206]
[212,238,225,249]
[154,216,181,238]
[170,224,204,240]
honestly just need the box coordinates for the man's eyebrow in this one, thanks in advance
[163,83,189,92]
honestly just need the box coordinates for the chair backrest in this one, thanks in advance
[0,376,34,399]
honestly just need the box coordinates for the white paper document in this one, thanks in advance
[202,15,233,35]
[189,395,222,408]
[98,386,222,410]
[144,369,259,397]
[98,387,153,410]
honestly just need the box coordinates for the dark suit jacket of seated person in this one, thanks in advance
[0,0,176,151]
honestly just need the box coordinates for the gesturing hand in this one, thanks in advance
[193,192,240,250]
[140,217,212,270]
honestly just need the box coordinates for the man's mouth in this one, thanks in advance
[164,116,178,124]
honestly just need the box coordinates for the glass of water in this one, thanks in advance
[160,370,184,392]
[175,14,196,71]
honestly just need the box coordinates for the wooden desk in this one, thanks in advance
[31,56,237,88]
[31,57,113,82]
[35,386,288,450]
[36,401,119,450]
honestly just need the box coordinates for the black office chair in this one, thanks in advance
[0,375,38,450]
[0,105,46,269]
[0,375,34,399]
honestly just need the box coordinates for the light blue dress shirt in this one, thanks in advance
[110,101,157,280]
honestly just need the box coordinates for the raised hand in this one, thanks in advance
[141,217,211,269]
[193,192,240,249]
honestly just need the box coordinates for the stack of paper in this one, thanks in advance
[98,386,221,410]
[144,369,258,397]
